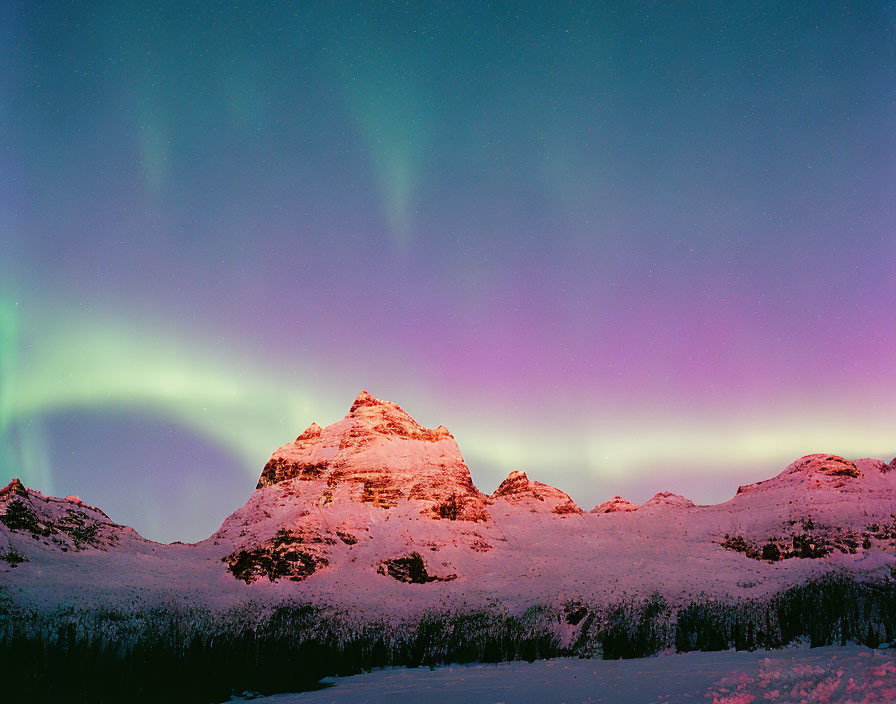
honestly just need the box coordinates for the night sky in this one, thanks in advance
[2,2,895,543]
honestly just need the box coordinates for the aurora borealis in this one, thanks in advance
[2,2,895,542]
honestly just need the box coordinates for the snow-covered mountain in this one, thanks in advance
[0,478,141,555]
[2,391,895,614]
[490,470,583,516]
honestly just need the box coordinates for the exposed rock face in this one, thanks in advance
[721,522,864,562]
[296,422,322,441]
[376,552,457,584]
[591,496,639,513]
[255,391,490,522]
[491,470,583,515]
[223,528,331,583]
[719,506,896,563]
[784,454,862,480]
[492,470,531,499]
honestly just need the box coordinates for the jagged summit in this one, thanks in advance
[352,389,374,404]
[491,470,582,515]
[340,390,452,441]
[346,389,402,419]
[0,478,28,500]
[492,470,530,496]
[349,389,383,414]
[250,391,489,521]
[295,422,322,441]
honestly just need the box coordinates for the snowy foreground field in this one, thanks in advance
[244,646,896,704]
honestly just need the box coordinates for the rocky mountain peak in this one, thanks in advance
[0,478,28,501]
[491,470,582,516]
[251,391,490,522]
[642,492,695,509]
[0,482,132,552]
[493,470,530,497]
[296,423,322,441]
[591,496,638,514]
[342,390,451,441]
[349,389,376,410]
[347,389,409,424]
[736,454,868,496]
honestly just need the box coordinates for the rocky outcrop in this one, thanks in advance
[0,478,28,500]
[253,391,490,522]
[491,470,582,515]
[591,496,638,513]
[784,454,862,479]
[640,492,695,510]
[223,528,330,583]
[720,517,870,562]
[0,547,28,567]
[376,552,457,583]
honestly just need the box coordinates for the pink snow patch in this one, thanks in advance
[707,671,757,703]
[709,650,896,704]
[787,669,842,702]
[711,694,755,704]
[869,663,896,677]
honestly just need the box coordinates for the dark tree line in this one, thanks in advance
[1,575,894,703]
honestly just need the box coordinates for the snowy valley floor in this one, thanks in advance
[244,646,896,704]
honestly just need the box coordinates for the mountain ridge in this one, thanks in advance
[2,391,895,616]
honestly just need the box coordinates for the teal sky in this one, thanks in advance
[2,2,895,542]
